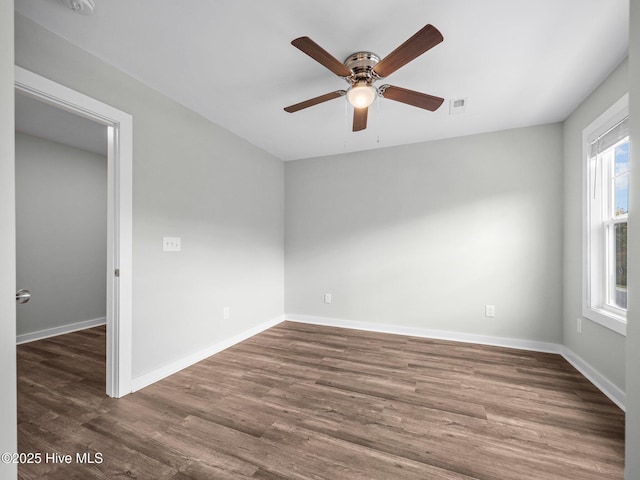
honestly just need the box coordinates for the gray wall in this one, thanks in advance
[625,0,639,475]
[15,13,285,380]
[562,59,628,393]
[286,124,564,344]
[0,1,17,478]
[15,132,107,337]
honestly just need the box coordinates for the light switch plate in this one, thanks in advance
[163,236,181,252]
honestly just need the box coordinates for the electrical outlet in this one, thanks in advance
[577,318,582,334]
[162,236,181,252]
[223,307,229,320]
[324,293,332,304]
[485,304,495,317]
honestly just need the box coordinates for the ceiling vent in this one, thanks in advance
[449,97,467,114]
[60,0,95,15]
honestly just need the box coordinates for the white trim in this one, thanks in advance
[130,316,285,393]
[582,93,629,336]
[16,317,106,345]
[286,314,625,411]
[15,66,133,398]
[581,310,626,336]
[561,347,625,411]
[286,314,562,353]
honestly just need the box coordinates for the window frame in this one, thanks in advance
[582,93,628,336]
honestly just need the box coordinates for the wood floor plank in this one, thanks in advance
[17,322,624,479]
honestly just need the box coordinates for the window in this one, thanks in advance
[583,94,629,335]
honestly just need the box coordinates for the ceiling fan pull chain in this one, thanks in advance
[376,93,380,144]
[344,96,349,150]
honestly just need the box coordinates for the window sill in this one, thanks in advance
[582,307,627,336]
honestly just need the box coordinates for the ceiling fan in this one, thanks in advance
[284,24,445,132]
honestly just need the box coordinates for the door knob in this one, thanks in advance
[16,289,31,304]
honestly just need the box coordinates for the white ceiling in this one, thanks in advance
[15,0,629,161]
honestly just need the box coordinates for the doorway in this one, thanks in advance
[14,66,133,398]
[16,92,108,347]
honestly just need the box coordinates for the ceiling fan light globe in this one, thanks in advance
[346,85,377,109]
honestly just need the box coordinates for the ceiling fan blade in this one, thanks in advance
[373,24,443,78]
[284,90,346,113]
[291,37,353,77]
[353,107,368,132]
[380,85,444,111]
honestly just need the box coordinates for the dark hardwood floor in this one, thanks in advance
[17,321,624,479]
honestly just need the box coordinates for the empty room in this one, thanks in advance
[1,1,640,479]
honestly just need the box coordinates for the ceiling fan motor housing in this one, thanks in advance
[344,52,380,86]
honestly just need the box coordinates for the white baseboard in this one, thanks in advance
[16,317,106,345]
[286,314,562,353]
[285,314,625,411]
[561,347,625,411]
[131,315,285,393]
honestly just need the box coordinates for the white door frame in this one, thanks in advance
[15,66,133,398]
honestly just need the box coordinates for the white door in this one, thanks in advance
[0,16,18,477]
